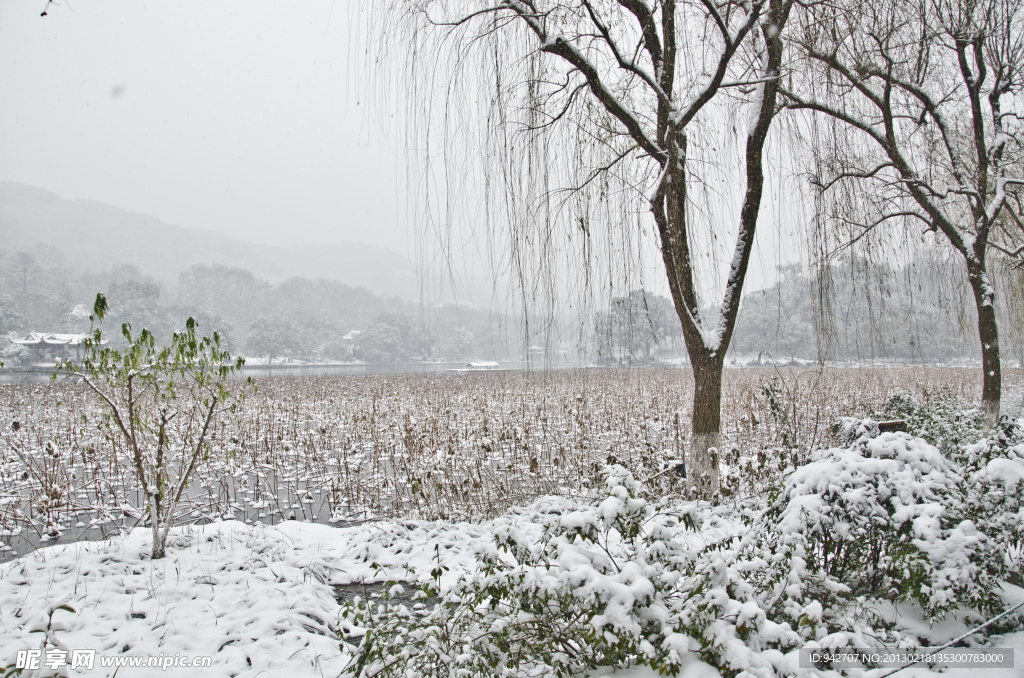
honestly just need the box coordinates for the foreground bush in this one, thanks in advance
[341,415,1024,678]
[341,467,703,677]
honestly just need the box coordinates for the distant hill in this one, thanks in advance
[0,182,419,300]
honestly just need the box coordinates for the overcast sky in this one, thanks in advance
[0,0,801,298]
[0,0,408,252]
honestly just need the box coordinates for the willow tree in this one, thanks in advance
[375,0,794,496]
[784,0,1024,423]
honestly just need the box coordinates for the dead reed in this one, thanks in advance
[0,365,1019,559]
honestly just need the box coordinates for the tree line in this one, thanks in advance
[595,256,1023,366]
[4,243,1020,369]
[0,249,503,364]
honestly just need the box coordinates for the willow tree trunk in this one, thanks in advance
[967,260,1002,426]
[651,0,791,500]
[690,353,724,497]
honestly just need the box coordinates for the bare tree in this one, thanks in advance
[376,0,794,496]
[593,289,680,361]
[784,0,1024,423]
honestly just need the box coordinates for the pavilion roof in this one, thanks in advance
[9,333,98,346]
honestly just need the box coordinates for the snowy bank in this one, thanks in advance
[1,421,1022,678]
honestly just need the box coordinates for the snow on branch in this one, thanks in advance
[499,1,666,161]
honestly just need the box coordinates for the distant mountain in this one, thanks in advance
[0,182,419,300]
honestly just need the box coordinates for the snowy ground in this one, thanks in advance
[0,517,527,678]
[1,513,1021,678]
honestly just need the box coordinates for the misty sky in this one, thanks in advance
[0,1,407,252]
[0,0,801,296]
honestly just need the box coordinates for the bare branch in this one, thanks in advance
[812,162,895,192]
[581,0,669,102]
[500,1,666,161]
[616,0,663,69]
[671,1,765,130]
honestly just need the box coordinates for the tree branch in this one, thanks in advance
[616,0,663,70]
[581,0,669,102]
[812,162,895,192]
[671,0,765,130]
[500,0,666,161]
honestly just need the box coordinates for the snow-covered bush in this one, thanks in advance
[342,415,1022,678]
[879,388,986,457]
[1,341,28,367]
[719,443,796,503]
[341,466,705,677]
[875,390,1024,586]
[753,430,1004,622]
[659,425,1017,675]
[959,417,1024,586]
[337,466,811,678]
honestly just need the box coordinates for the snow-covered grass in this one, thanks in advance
[4,366,1018,563]
[1,367,1024,676]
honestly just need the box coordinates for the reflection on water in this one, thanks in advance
[0,465,380,563]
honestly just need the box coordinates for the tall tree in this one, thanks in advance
[784,0,1024,423]
[594,290,680,361]
[177,264,270,340]
[381,0,794,496]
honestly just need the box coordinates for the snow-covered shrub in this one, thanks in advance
[880,388,986,458]
[672,537,802,678]
[341,466,705,677]
[719,443,796,503]
[882,388,920,418]
[676,426,1016,676]
[959,417,1024,586]
[753,430,1005,621]
[341,422,1018,678]
[871,391,1023,588]
[1,341,28,366]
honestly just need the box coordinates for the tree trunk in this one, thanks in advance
[152,534,166,560]
[149,493,166,560]
[690,355,724,498]
[967,262,1001,426]
[650,0,791,500]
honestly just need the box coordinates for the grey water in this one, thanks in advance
[0,468,374,564]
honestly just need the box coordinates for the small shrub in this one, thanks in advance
[753,429,1005,621]
[341,466,703,677]
[959,416,1024,586]
[56,294,251,560]
[881,388,986,457]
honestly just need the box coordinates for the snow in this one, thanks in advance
[2,419,1023,676]
[0,488,728,676]
[1,501,1021,677]
[779,431,961,545]
[597,652,721,678]
[0,513,541,677]
[748,82,765,136]
[0,522,341,677]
